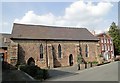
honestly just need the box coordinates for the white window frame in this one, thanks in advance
[104,38,106,43]
[101,38,103,43]
[108,45,110,51]
[111,45,113,51]
[110,39,112,44]
[102,44,104,51]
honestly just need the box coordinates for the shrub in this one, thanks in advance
[43,69,49,80]
[92,61,98,64]
[2,61,17,70]
[99,54,103,57]
[19,65,49,80]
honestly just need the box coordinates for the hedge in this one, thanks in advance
[19,65,49,80]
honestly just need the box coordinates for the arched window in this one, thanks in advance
[40,44,43,59]
[79,46,82,56]
[58,44,61,58]
[85,44,88,57]
[52,45,55,58]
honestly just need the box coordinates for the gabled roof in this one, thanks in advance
[0,34,10,47]
[96,33,112,39]
[10,23,99,41]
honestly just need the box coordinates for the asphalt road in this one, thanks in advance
[47,61,119,81]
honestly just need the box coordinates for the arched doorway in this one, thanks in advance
[27,57,35,66]
[69,54,73,66]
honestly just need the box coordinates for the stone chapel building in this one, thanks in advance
[2,23,101,68]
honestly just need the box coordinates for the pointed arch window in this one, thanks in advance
[40,44,43,59]
[52,45,56,59]
[85,44,88,57]
[79,46,82,56]
[58,44,62,58]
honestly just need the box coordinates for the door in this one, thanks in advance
[69,54,73,66]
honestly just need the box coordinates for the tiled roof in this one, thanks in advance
[96,33,112,39]
[10,23,98,41]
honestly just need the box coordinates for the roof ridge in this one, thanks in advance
[14,23,86,29]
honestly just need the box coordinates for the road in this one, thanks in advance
[46,61,119,81]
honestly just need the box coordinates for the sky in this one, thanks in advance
[1,0,119,34]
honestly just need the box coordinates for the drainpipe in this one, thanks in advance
[46,40,48,68]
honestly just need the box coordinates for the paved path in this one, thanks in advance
[46,61,119,81]
[48,64,78,79]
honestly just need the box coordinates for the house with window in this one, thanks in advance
[2,23,101,68]
[0,34,9,62]
[96,33,114,61]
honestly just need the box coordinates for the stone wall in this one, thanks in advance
[11,39,100,68]
[7,43,18,65]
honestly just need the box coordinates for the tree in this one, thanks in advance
[77,54,82,70]
[108,22,120,55]
[77,54,82,64]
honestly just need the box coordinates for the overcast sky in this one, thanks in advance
[1,0,119,34]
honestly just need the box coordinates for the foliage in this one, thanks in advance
[2,61,17,70]
[20,65,49,80]
[87,61,98,64]
[108,22,120,55]
[92,61,98,64]
[98,54,103,57]
[77,54,82,64]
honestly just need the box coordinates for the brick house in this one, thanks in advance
[0,34,8,62]
[96,33,114,61]
[2,23,101,68]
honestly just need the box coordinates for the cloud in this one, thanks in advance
[14,1,113,34]
[15,11,56,25]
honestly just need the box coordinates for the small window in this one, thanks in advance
[111,45,113,51]
[104,38,106,43]
[85,44,88,57]
[108,45,110,51]
[58,44,61,58]
[110,39,112,44]
[105,44,107,51]
[107,39,109,43]
[79,46,82,55]
[3,38,7,43]
[40,44,43,59]
[52,45,55,58]
[101,38,103,43]
[102,44,104,51]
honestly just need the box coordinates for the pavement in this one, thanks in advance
[47,64,78,79]
[46,61,119,81]
[1,61,119,82]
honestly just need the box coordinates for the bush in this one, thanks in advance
[92,61,98,64]
[99,54,103,57]
[43,69,49,80]
[87,61,98,64]
[2,61,17,70]
[19,65,49,80]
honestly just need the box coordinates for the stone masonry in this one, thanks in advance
[9,39,100,68]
